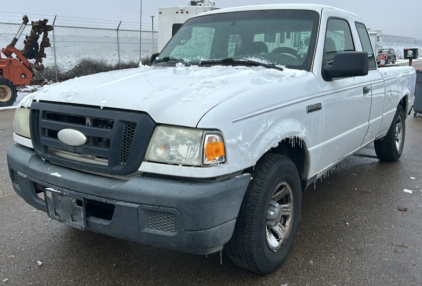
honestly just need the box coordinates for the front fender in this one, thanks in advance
[252,118,309,159]
[197,70,322,178]
[223,116,317,177]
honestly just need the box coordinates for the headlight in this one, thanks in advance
[145,126,226,166]
[13,108,31,138]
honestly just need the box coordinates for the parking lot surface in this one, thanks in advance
[1,108,422,285]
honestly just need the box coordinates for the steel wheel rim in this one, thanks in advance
[395,115,403,151]
[0,85,12,102]
[265,181,294,252]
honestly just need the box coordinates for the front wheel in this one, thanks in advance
[0,78,17,107]
[374,105,405,161]
[226,153,302,274]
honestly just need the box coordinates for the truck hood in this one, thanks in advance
[23,65,307,127]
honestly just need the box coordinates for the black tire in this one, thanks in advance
[0,78,17,107]
[226,153,302,274]
[374,105,405,161]
[392,56,396,64]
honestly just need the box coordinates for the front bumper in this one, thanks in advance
[7,144,250,255]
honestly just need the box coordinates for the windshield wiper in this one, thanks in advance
[154,56,191,66]
[200,58,283,71]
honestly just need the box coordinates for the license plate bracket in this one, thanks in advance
[44,188,86,230]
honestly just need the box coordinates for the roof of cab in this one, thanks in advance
[195,4,361,19]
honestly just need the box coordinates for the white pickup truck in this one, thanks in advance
[8,4,416,274]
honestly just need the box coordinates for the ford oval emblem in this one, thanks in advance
[58,129,87,147]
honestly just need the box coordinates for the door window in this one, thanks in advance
[355,22,376,70]
[324,18,355,65]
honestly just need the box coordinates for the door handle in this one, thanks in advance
[363,86,371,94]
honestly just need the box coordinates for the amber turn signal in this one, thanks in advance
[204,134,226,165]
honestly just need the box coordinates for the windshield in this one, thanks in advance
[156,10,319,71]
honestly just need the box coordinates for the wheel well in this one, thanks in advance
[400,96,407,114]
[242,137,309,191]
[268,137,308,184]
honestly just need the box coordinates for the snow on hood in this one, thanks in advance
[23,64,308,127]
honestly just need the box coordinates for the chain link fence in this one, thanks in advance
[1,20,422,84]
[0,21,158,82]
[383,35,422,59]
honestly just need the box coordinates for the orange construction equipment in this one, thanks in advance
[379,53,386,67]
[0,15,53,107]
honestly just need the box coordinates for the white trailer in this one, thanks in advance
[368,29,383,53]
[158,1,218,52]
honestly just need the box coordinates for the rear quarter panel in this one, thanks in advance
[376,66,415,138]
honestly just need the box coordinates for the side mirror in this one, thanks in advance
[150,53,160,65]
[322,52,369,81]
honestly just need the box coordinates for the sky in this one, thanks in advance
[0,0,420,39]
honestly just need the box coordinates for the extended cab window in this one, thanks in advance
[324,18,355,65]
[355,22,376,70]
[157,10,320,71]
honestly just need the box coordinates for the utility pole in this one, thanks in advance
[52,15,58,82]
[151,16,155,53]
[139,0,143,61]
[117,21,122,69]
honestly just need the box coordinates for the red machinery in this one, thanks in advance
[0,15,53,107]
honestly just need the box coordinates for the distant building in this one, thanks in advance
[158,0,218,52]
[368,28,422,59]
[368,29,383,53]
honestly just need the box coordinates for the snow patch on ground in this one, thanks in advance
[395,58,422,64]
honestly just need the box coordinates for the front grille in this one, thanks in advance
[30,102,156,176]
[147,211,178,233]
[33,110,41,149]
[120,122,137,165]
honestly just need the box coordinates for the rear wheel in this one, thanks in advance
[226,153,302,274]
[374,105,405,161]
[0,78,17,107]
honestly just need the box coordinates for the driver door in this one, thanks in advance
[316,16,372,171]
